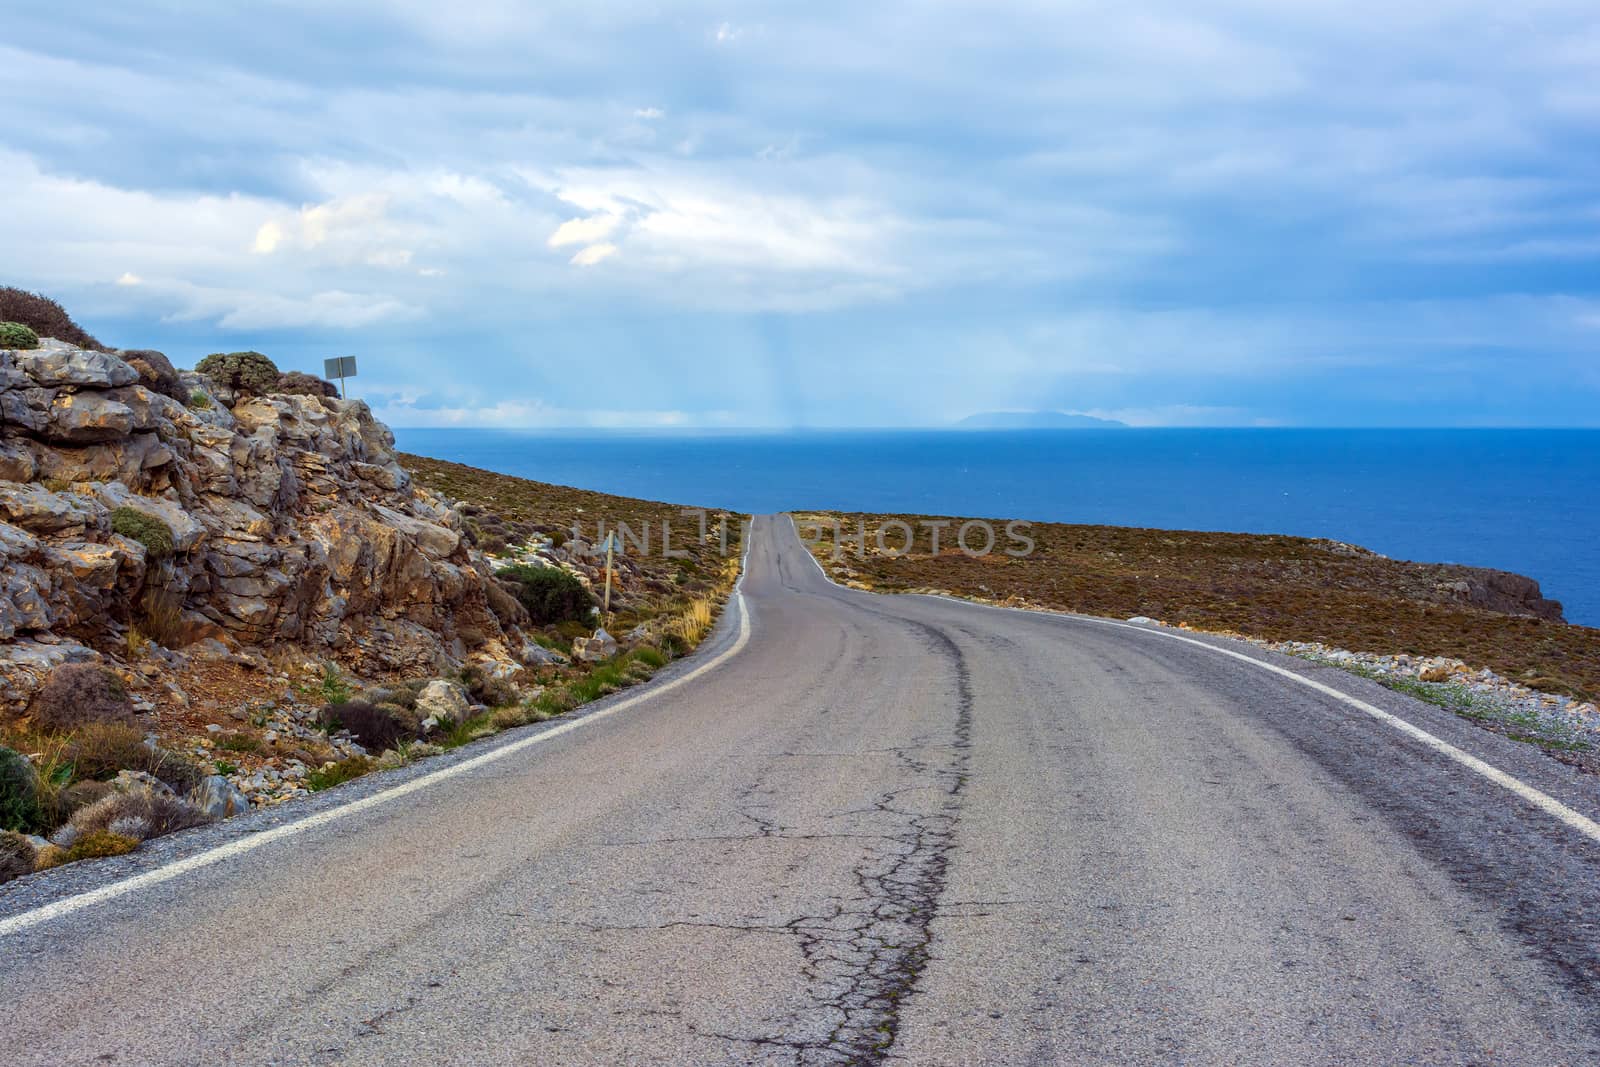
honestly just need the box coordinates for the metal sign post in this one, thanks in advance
[323,356,358,399]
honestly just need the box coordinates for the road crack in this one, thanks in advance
[734,617,975,1066]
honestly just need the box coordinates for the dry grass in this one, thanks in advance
[799,511,1600,702]
[673,599,715,647]
[138,582,187,648]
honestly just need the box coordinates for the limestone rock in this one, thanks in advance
[416,680,471,725]
[15,341,140,388]
[189,775,253,818]
[572,627,619,663]
[0,342,530,714]
[0,483,101,535]
[520,640,569,667]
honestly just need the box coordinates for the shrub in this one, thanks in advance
[0,288,105,349]
[64,830,139,861]
[306,755,373,791]
[57,779,115,817]
[457,664,520,708]
[138,584,187,647]
[318,701,408,751]
[63,723,151,781]
[1,831,36,884]
[320,662,352,706]
[275,370,339,397]
[499,564,595,625]
[364,680,422,712]
[119,349,185,401]
[69,788,211,842]
[61,723,204,795]
[215,732,261,753]
[486,579,530,629]
[0,322,40,350]
[0,746,43,833]
[195,351,280,396]
[152,749,208,797]
[633,646,669,669]
[188,390,213,410]
[30,663,134,732]
[111,507,175,560]
[489,705,534,730]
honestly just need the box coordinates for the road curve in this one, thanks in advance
[4,514,1600,1065]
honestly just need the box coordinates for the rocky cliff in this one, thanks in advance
[0,339,531,714]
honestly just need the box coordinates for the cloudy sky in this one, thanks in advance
[3,1,1598,427]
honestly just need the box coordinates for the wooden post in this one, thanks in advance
[603,534,616,619]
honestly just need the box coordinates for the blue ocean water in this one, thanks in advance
[392,429,1600,627]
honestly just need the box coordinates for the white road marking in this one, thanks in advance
[793,519,1600,847]
[0,569,754,939]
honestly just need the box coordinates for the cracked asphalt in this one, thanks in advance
[4,514,1600,1065]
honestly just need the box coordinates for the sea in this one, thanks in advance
[391,428,1600,628]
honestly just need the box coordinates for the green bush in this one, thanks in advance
[306,755,373,791]
[195,350,280,396]
[63,829,139,861]
[0,322,40,350]
[111,507,175,560]
[0,747,43,833]
[188,390,213,410]
[499,564,595,625]
[633,646,669,669]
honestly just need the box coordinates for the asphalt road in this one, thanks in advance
[4,514,1600,1065]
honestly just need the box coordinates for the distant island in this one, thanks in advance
[956,410,1127,429]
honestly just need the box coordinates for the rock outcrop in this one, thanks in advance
[0,339,532,714]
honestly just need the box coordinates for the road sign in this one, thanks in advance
[323,356,358,399]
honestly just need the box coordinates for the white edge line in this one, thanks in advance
[789,516,1600,847]
[0,526,758,939]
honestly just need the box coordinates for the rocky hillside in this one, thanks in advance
[0,340,536,716]
[0,330,743,884]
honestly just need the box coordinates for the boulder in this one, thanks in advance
[0,483,101,535]
[15,342,140,389]
[520,640,569,667]
[571,627,619,663]
[415,679,471,725]
[45,393,137,443]
[189,775,252,819]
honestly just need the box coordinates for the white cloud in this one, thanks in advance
[115,272,142,286]
[4,2,1600,423]
[569,243,618,267]
[251,221,284,254]
[547,214,622,248]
